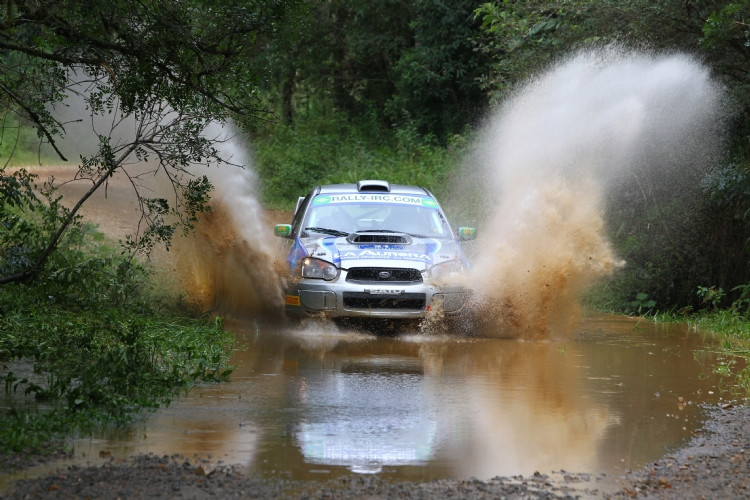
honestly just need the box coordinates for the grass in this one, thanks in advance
[690,311,750,399]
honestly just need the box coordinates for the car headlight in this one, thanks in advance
[300,257,340,281]
[428,260,467,282]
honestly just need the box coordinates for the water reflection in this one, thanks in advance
[70,314,735,481]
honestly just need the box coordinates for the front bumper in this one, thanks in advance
[284,272,470,319]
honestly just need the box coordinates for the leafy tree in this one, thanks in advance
[385,0,490,138]
[0,0,294,283]
[256,0,490,141]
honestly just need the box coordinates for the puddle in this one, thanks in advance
[2,314,743,489]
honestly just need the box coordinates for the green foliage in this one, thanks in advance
[697,285,726,311]
[474,1,573,98]
[253,110,466,209]
[1,0,298,282]
[630,292,657,316]
[731,283,750,315]
[384,0,490,138]
[0,227,233,454]
[0,117,56,166]
[254,0,490,141]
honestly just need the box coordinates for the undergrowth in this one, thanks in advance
[252,110,468,209]
[0,221,234,454]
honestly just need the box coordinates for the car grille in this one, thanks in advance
[343,292,426,310]
[346,267,423,284]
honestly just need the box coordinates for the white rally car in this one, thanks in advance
[274,180,476,320]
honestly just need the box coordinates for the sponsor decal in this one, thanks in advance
[313,194,437,206]
[286,295,301,306]
[322,239,340,265]
[341,249,431,262]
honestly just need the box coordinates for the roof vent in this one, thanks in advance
[357,180,390,192]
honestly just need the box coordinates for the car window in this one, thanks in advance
[303,194,452,237]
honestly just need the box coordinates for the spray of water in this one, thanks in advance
[173,123,285,322]
[43,77,284,321]
[467,47,724,339]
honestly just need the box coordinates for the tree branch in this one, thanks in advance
[0,81,68,161]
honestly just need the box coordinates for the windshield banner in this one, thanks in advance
[314,194,437,208]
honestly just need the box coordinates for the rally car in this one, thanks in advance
[274,180,476,320]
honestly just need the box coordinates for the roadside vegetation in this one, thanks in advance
[252,109,469,210]
[3,0,750,456]
[0,179,233,453]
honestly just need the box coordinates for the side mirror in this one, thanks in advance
[458,227,477,241]
[274,224,293,238]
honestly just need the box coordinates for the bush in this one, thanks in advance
[252,109,465,209]
[0,218,233,454]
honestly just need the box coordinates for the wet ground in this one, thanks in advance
[2,314,746,498]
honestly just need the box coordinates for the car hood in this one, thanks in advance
[296,233,465,271]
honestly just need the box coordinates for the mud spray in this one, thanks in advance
[465,47,724,339]
[48,81,284,321]
[172,124,285,322]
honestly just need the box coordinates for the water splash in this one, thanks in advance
[467,47,724,339]
[174,123,285,321]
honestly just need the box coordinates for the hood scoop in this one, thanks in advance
[347,232,412,244]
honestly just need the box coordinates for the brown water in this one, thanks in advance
[32,314,735,484]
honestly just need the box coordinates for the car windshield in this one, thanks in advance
[302,194,453,238]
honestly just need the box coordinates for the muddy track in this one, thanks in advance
[3,166,748,499]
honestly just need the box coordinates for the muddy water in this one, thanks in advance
[51,314,735,482]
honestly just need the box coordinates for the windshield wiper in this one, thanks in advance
[358,229,404,233]
[304,227,350,237]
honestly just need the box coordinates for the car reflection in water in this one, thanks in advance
[292,356,438,474]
